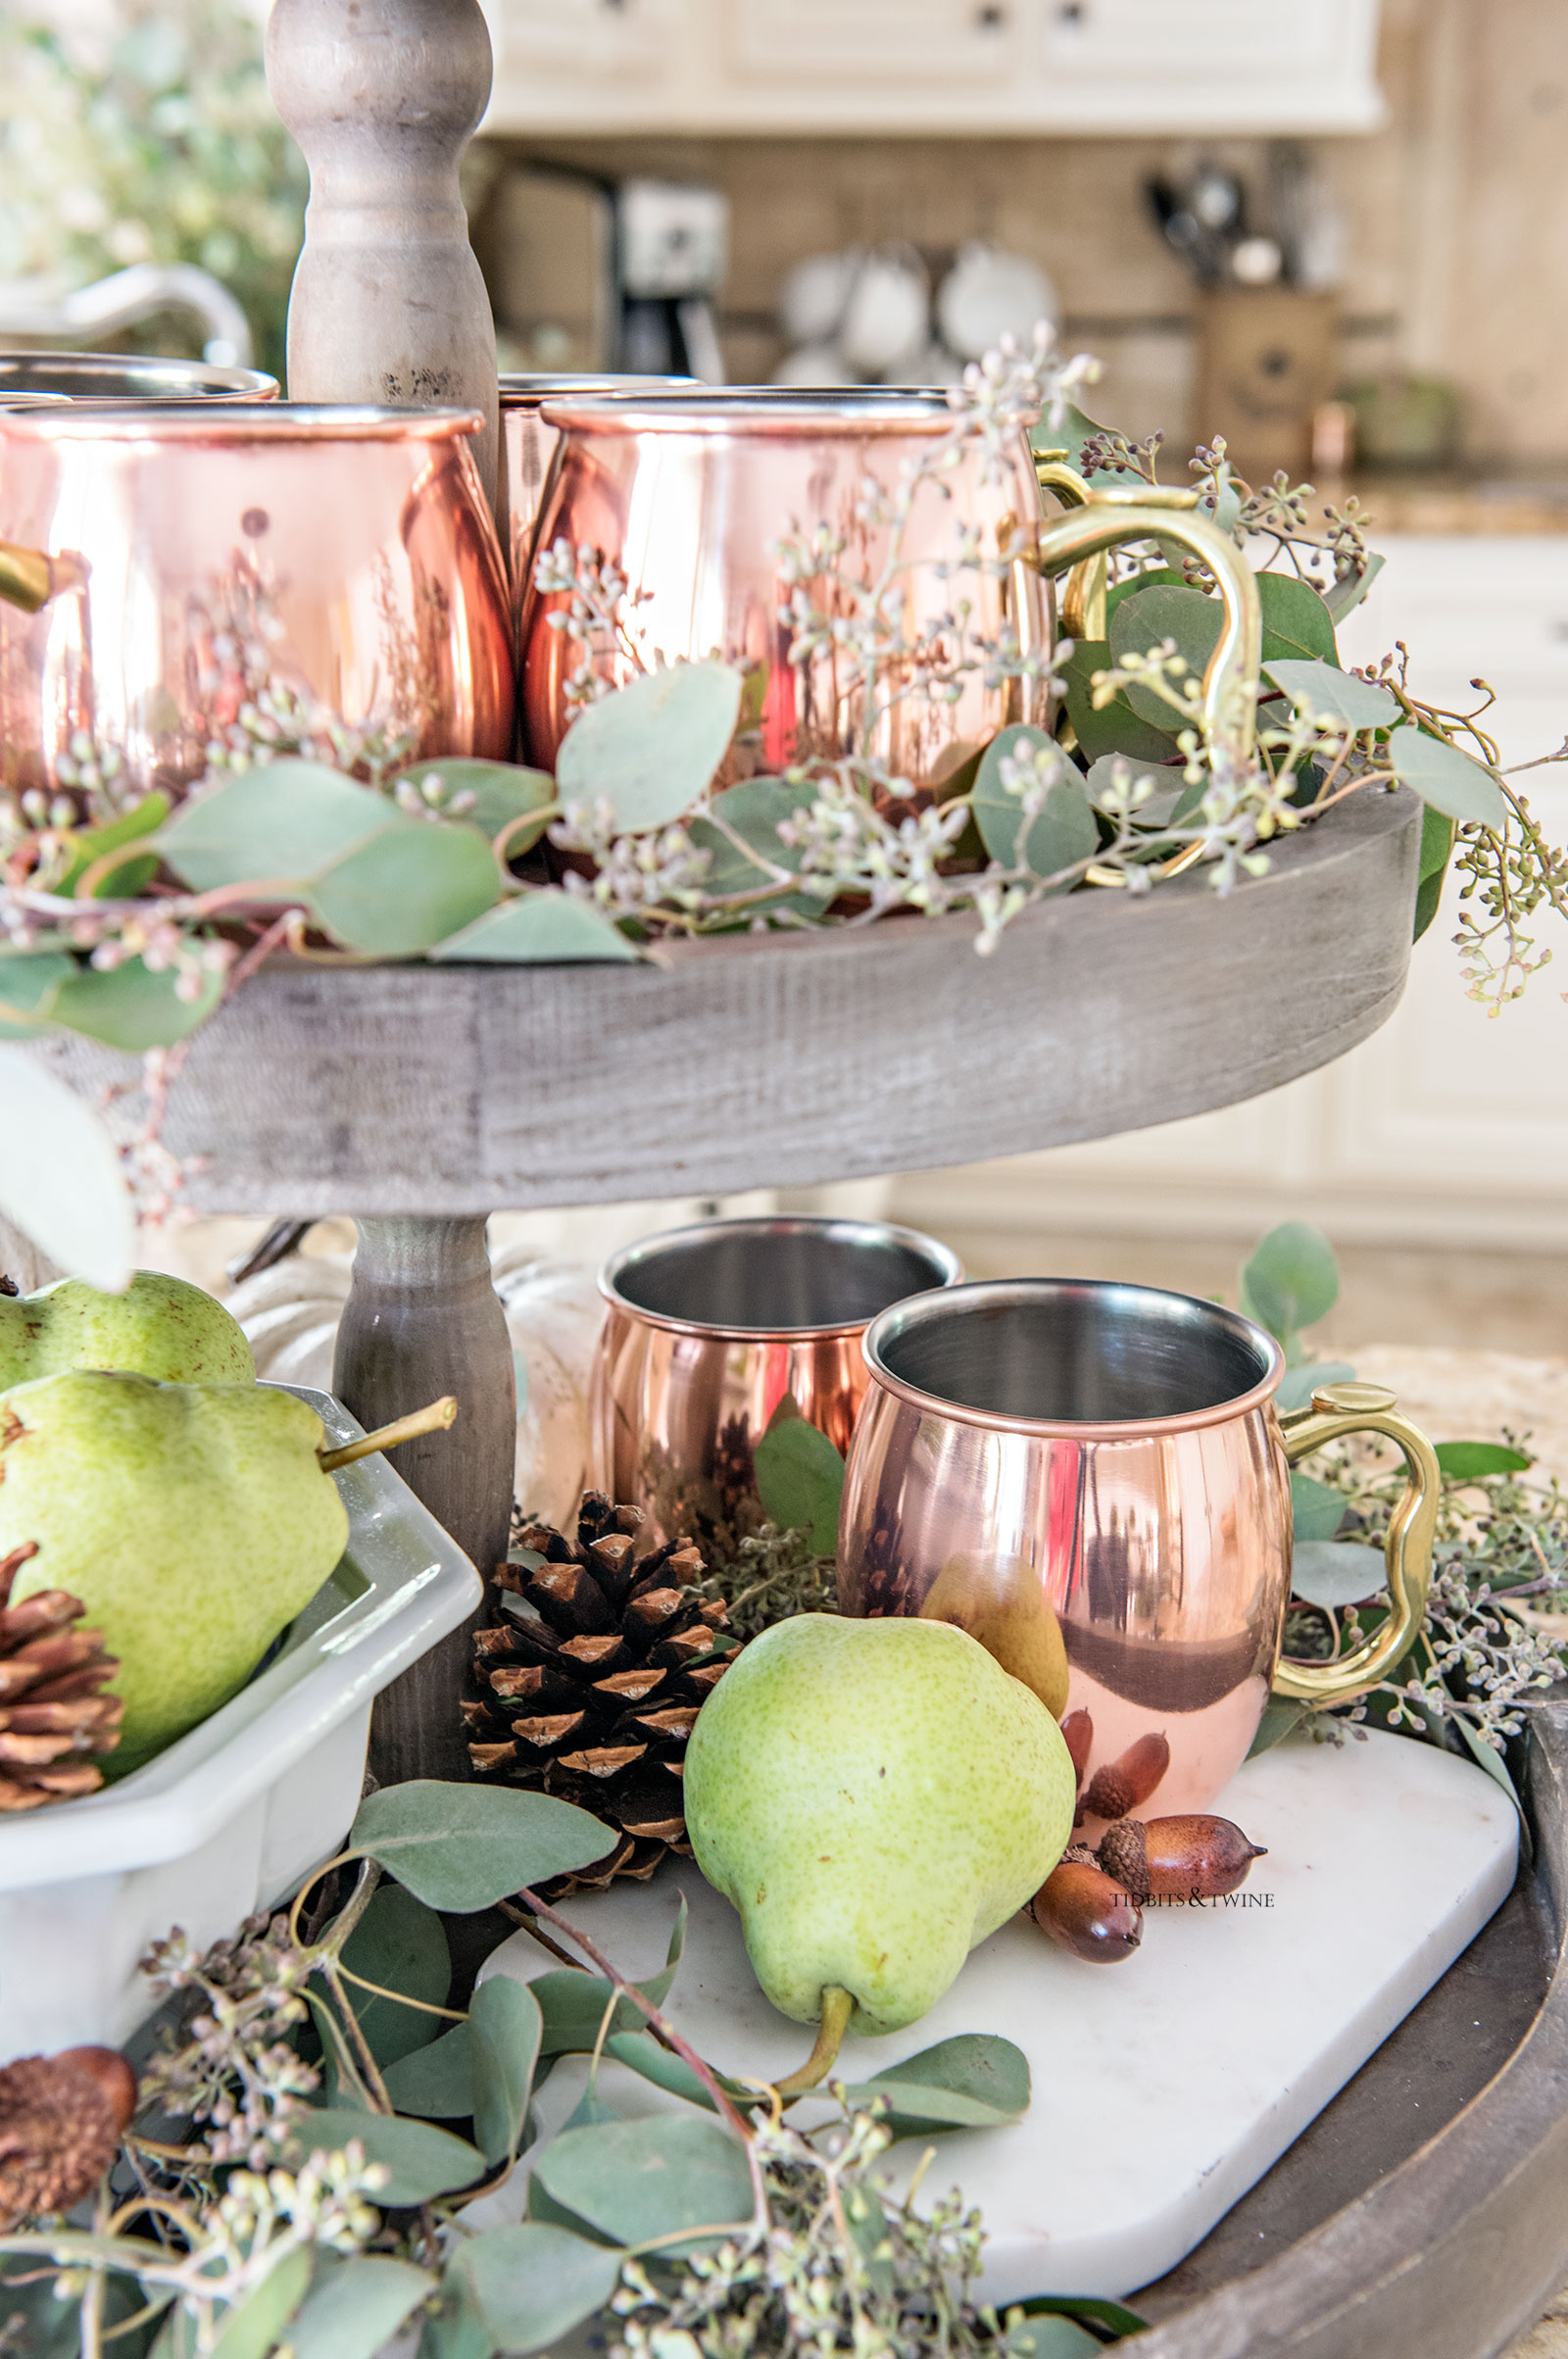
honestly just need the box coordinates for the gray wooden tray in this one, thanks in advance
[1124,1700,1568,2359]
[31,783,1425,1791]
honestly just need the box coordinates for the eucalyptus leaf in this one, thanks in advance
[49,953,224,1050]
[350,1782,613,1912]
[529,1894,687,2055]
[972,725,1099,881]
[469,1973,542,2163]
[557,661,743,833]
[1108,585,1218,729]
[1434,1440,1534,1480]
[1248,1699,1308,1758]
[58,790,170,898]
[1450,1705,1529,1830]
[753,1397,845,1554]
[1290,1539,1388,1608]
[1255,571,1339,664]
[1414,804,1457,941]
[158,760,397,889]
[287,2257,436,2359]
[430,891,638,964]
[687,775,832,915]
[285,2107,485,2204]
[0,949,74,1039]
[533,2113,754,2251]
[1241,1220,1339,1345]
[602,2031,755,2113]
[1062,637,1181,767]
[1322,549,1385,623]
[416,2283,498,2359]
[0,1044,134,1290]
[1102,565,1186,623]
[338,1884,452,2070]
[207,2247,312,2359]
[1261,659,1397,733]
[448,2225,626,2356]
[1013,2293,1151,2341]
[1275,1360,1356,1413]
[381,2020,477,2121]
[395,759,557,855]
[851,2034,1030,2140]
[1004,2319,1101,2359]
[1291,1470,1348,1544]
[1081,753,1185,827]
[1388,725,1509,828]
[308,818,501,956]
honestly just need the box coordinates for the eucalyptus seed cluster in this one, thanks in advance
[1321,1438,1568,1752]
[612,2107,1039,2359]
[139,1911,319,2168]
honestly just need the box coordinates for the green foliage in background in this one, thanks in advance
[0,0,305,379]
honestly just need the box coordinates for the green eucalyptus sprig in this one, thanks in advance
[0,1779,1093,2359]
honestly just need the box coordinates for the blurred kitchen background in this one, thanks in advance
[3,0,1568,1399]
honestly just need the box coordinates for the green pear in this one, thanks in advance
[684,1613,1075,2072]
[0,1370,348,1775]
[0,1271,255,1392]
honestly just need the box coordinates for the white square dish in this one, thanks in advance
[0,1382,482,2059]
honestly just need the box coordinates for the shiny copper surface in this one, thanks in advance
[516,387,1051,779]
[0,402,513,800]
[590,1214,962,1553]
[499,373,691,637]
[838,1280,1439,1820]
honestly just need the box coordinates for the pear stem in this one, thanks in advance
[773,1985,855,2097]
[318,1395,459,1472]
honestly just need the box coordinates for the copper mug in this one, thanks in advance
[0,401,513,800]
[838,1279,1440,1820]
[0,353,278,402]
[517,385,1264,784]
[591,1215,963,1554]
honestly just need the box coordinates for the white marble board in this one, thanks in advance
[483,1728,1518,2303]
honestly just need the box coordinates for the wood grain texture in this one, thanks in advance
[331,1217,514,1785]
[1129,1699,1568,2359]
[34,787,1424,1215]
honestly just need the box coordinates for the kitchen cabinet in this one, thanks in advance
[889,533,1568,1254]
[480,0,1382,136]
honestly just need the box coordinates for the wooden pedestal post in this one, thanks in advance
[264,0,501,510]
[333,1218,514,1785]
[266,2,512,1780]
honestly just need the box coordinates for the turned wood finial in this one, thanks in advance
[265,0,501,512]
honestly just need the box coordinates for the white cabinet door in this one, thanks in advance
[728,0,1015,83]
[491,0,674,77]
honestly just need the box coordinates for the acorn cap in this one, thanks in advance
[1097,1817,1151,1904]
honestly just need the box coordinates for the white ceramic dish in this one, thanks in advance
[0,1382,481,2059]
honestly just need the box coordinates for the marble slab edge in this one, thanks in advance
[1126,1700,1568,2359]
[32,787,1421,1214]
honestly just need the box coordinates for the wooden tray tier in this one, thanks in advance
[41,785,1421,1214]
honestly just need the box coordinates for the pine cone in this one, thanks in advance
[0,1544,122,1813]
[465,1493,732,1895]
[0,2047,134,2226]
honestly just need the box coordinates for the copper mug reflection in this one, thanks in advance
[499,373,691,626]
[838,1280,1441,1821]
[591,1215,963,1554]
[517,388,1053,780]
[0,402,513,800]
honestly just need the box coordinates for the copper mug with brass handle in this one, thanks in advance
[837,1280,1439,1823]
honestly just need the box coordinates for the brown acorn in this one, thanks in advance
[0,2046,134,2226]
[1060,1707,1094,1788]
[1080,1730,1171,1823]
[1116,1814,1267,1901]
[1031,1860,1144,1962]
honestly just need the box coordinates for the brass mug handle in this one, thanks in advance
[1027,486,1262,764]
[0,542,85,614]
[1272,1380,1442,1705]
